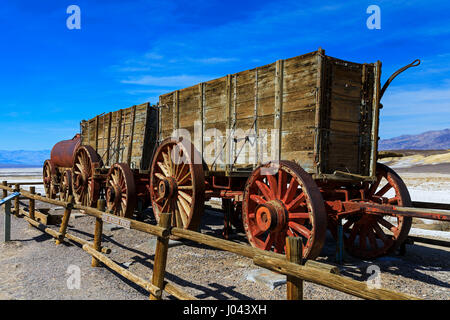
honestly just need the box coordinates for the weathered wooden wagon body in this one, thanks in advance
[44,48,430,261]
[80,102,158,171]
[75,103,158,216]
[158,49,379,180]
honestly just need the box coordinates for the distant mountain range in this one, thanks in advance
[379,129,450,150]
[0,150,50,167]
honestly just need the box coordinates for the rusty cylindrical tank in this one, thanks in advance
[50,134,81,168]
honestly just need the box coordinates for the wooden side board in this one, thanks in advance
[80,102,158,170]
[156,49,380,179]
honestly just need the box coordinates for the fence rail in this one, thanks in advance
[0,181,419,300]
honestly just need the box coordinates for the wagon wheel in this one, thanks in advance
[242,160,327,259]
[105,163,136,218]
[59,170,73,202]
[150,137,205,231]
[333,163,413,259]
[72,146,103,207]
[43,160,59,199]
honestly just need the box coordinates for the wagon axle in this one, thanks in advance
[254,201,288,233]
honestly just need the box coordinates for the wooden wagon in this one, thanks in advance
[152,48,418,259]
[45,48,446,260]
[44,103,158,217]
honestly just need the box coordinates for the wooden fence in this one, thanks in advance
[0,181,419,300]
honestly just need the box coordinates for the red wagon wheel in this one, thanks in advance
[242,160,327,259]
[72,146,102,207]
[105,163,136,218]
[337,163,413,259]
[43,160,59,199]
[59,170,73,202]
[150,137,205,231]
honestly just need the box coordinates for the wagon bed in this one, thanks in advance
[80,102,158,171]
[159,49,380,181]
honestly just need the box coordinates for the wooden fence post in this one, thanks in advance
[2,181,9,241]
[29,187,36,223]
[336,218,344,264]
[286,237,303,300]
[150,212,172,300]
[2,181,7,199]
[56,195,74,245]
[92,199,105,267]
[14,184,20,217]
[3,200,11,242]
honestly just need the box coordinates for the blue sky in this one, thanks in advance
[0,0,449,150]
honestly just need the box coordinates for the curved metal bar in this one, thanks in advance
[380,59,421,99]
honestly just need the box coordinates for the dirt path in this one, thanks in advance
[1,205,449,300]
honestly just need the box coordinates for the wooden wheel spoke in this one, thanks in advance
[282,177,298,204]
[176,162,186,180]
[375,182,392,197]
[179,197,191,218]
[155,172,166,180]
[343,219,354,231]
[263,233,274,250]
[372,222,387,242]
[277,170,286,199]
[178,171,191,185]
[286,192,305,211]
[255,180,274,200]
[288,212,309,220]
[167,146,173,175]
[288,221,311,239]
[176,201,188,227]
[162,151,172,176]
[266,174,278,199]
[378,218,398,233]
[368,177,382,197]
[250,194,266,205]
[157,161,170,177]
[178,185,193,190]
[274,233,286,253]
[76,163,84,173]
[178,190,192,203]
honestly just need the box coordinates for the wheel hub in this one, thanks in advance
[255,200,287,233]
[107,185,121,206]
[158,177,178,200]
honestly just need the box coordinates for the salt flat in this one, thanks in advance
[0,167,45,194]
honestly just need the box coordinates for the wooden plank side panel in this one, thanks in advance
[178,86,201,150]
[204,77,228,171]
[257,63,276,117]
[235,69,257,120]
[280,53,319,173]
[327,134,360,172]
[159,93,175,139]
[129,103,151,169]
[79,103,152,168]
[323,57,377,176]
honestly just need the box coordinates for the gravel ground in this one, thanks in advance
[1,202,449,300]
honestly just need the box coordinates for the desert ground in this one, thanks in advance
[0,155,449,300]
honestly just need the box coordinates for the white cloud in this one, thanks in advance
[191,57,239,64]
[144,52,164,60]
[379,84,450,138]
[382,85,450,116]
